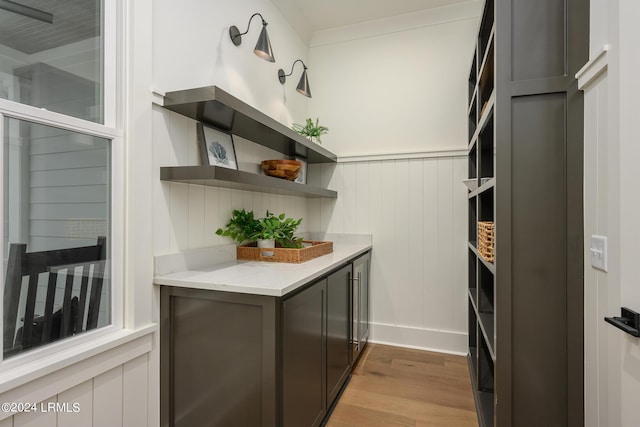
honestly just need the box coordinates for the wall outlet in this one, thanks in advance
[590,235,608,272]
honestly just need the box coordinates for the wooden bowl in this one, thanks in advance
[261,160,302,181]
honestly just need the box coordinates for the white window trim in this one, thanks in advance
[0,103,126,374]
[103,0,117,128]
[0,0,132,379]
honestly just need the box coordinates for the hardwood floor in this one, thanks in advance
[326,343,479,427]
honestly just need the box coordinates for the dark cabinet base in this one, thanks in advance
[160,250,371,427]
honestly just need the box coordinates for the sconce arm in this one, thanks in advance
[234,13,267,39]
[281,59,307,78]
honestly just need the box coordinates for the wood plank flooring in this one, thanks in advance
[326,343,479,427]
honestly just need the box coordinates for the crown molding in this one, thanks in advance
[310,1,482,48]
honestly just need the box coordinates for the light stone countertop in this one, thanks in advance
[153,234,372,297]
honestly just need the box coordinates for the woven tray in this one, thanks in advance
[237,240,333,263]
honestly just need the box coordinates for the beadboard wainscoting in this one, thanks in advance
[307,156,468,354]
[0,330,153,426]
[0,357,148,427]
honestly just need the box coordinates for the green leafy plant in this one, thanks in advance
[215,209,261,244]
[216,210,303,248]
[291,118,328,144]
[256,211,303,248]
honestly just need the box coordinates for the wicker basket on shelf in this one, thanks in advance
[478,221,495,263]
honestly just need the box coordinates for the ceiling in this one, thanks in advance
[271,0,472,43]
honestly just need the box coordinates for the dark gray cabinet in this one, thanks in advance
[160,250,371,427]
[282,278,327,427]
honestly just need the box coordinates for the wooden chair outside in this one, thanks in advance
[3,237,107,357]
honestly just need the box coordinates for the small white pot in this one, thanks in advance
[257,239,276,257]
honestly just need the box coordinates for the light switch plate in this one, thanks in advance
[590,235,608,272]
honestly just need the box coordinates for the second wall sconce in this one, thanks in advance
[229,13,275,62]
[278,59,312,98]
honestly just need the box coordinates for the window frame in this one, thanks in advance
[0,0,124,373]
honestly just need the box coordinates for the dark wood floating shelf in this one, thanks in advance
[160,166,338,198]
[162,85,337,164]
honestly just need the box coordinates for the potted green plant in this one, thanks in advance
[215,209,261,244]
[291,118,328,144]
[216,210,304,256]
[254,211,303,253]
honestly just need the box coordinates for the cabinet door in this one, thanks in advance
[353,252,370,354]
[282,279,327,427]
[326,264,352,406]
[160,287,277,427]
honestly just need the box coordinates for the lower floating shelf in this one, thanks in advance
[160,165,337,198]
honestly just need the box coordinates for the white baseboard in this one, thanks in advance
[370,322,468,356]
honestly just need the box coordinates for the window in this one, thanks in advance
[3,118,111,358]
[0,0,104,123]
[0,0,120,361]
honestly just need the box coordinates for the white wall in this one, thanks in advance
[153,0,312,128]
[308,2,481,157]
[581,1,640,426]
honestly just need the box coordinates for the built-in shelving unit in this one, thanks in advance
[467,1,495,425]
[466,0,587,426]
[159,85,338,198]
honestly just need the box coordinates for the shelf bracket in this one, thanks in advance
[604,307,640,337]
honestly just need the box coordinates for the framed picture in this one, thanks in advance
[197,123,238,169]
[295,157,307,184]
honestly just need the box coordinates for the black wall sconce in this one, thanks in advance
[229,13,275,62]
[278,59,311,98]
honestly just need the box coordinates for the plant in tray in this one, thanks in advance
[215,209,261,244]
[256,211,303,249]
[216,210,304,249]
